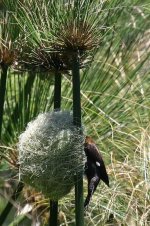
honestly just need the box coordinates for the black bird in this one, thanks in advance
[84,136,109,208]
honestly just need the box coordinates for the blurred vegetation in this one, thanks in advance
[0,0,150,225]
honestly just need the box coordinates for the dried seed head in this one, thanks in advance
[0,46,17,67]
[56,21,97,52]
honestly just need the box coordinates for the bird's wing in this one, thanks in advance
[84,143,109,187]
[84,143,103,163]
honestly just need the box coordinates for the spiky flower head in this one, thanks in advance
[18,111,85,200]
[0,4,21,68]
[0,43,17,67]
[15,0,103,72]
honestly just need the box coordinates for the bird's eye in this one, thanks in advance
[96,161,100,167]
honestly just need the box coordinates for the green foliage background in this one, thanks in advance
[0,0,150,225]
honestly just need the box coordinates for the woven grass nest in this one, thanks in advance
[18,111,85,200]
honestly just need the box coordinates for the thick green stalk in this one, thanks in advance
[49,200,58,226]
[0,65,8,138]
[0,73,35,221]
[54,72,61,110]
[49,71,61,226]
[72,54,84,226]
[5,72,35,139]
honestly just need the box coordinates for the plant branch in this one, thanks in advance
[0,65,8,138]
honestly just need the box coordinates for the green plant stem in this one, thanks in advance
[6,72,35,139]
[72,53,84,226]
[49,200,58,226]
[0,181,24,225]
[0,72,34,222]
[0,65,8,138]
[49,71,61,226]
[54,72,61,110]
